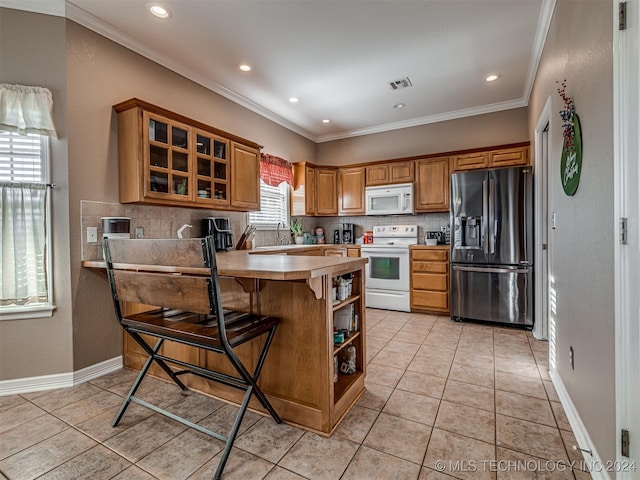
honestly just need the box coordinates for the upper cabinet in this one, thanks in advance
[230,142,260,210]
[291,163,338,216]
[316,168,338,215]
[338,167,365,215]
[114,98,261,211]
[365,161,414,186]
[488,146,529,168]
[453,145,529,172]
[415,156,450,213]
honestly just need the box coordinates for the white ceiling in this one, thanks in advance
[59,1,552,142]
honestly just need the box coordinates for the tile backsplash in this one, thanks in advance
[80,200,248,260]
[80,200,449,260]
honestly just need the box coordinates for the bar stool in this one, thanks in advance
[103,236,281,479]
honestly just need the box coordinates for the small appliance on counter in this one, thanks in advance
[101,217,131,239]
[333,223,355,244]
[201,217,234,251]
[441,224,451,245]
[342,223,355,244]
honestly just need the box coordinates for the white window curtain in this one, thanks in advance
[0,182,48,306]
[0,83,54,312]
[0,84,57,137]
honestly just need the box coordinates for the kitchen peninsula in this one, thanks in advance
[83,247,367,435]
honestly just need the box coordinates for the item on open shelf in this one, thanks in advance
[334,355,339,383]
[340,345,356,375]
[334,305,353,331]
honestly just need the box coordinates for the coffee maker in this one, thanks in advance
[201,217,234,251]
[341,223,355,244]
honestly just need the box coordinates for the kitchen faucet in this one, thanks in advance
[276,222,285,245]
[177,224,192,239]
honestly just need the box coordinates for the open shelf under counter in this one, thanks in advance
[332,294,360,311]
[333,330,361,356]
[334,371,364,406]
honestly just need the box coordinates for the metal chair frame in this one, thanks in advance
[103,236,281,479]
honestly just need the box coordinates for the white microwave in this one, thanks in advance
[365,183,414,215]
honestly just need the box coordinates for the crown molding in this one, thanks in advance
[53,1,551,144]
[522,0,556,104]
[0,0,64,16]
[316,98,528,143]
[65,2,317,142]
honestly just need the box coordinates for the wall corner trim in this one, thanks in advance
[0,356,123,396]
[550,368,611,480]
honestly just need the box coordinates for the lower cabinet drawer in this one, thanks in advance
[412,273,448,291]
[411,290,449,311]
[412,261,448,274]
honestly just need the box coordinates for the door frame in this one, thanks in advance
[533,96,552,340]
[614,0,639,474]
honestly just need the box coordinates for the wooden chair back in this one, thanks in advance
[103,237,222,318]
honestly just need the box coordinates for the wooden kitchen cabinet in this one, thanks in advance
[230,142,260,210]
[114,98,261,211]
[338,167,365,215]
[316,168,338,215]
[365,161,414,186]
[291,163,317,216]
[452,145,529,171]
[489,146,529,167]
[410,247,450,314]
[453,151,489,171]
[291,163,338,216]
[414,156,450,212]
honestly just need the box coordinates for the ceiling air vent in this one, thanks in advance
[388,77,413,90]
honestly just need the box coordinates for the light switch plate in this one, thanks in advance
[135,226,144,239]
[87,226,98,243]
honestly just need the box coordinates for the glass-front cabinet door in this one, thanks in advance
[143,112,192,201]
[194,129,229,206]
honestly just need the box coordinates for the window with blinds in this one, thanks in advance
[249,180,290,228]
[0,131,48,182]
[1,130,53,317]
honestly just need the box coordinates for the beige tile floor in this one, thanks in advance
[0,309,592,480]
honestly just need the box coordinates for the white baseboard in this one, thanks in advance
[0,356,123,396]
[550,368,609,480]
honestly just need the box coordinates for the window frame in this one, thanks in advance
[0,131,55,320]
[248,179,291,231]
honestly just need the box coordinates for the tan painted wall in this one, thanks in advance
[0,9,74,380]
[527,0,615,466]
[316,108,529,165]
[65,21,316,371]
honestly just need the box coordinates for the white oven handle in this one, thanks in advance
[361,248,409,255]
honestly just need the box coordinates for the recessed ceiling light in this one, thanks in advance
[322,119,331,124]
[289,97,299,103]
[485,74,501,82]
[149,4,170,18]
[393,103,406,109]
[239,64,251,72]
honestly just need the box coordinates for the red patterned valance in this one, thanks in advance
[260,153,293,187]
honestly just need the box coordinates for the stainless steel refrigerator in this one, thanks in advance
[450,166,533,327]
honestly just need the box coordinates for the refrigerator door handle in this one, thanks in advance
[482,179,489,254]
[452,265,530,274]
[489,178,496,254]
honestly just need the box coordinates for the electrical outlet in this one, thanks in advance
[569,346,574,370]
[135,226,144,239]
[87,226,98,243]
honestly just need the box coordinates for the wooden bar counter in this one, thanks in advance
[83,248,367,435]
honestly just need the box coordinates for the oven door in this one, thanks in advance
[361,246,410,291]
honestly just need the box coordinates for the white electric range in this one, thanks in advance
[360,225,418,312]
